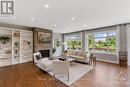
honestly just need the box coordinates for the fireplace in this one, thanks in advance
[39,50,50,58]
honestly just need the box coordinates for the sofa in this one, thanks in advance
[65,50,90,63]
[33,53,52,71]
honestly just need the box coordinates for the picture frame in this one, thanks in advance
[37,32,51,44]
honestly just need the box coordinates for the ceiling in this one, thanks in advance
[0,0,130,33]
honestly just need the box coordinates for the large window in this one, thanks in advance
[88,31,116,54]
[64,33,82,50]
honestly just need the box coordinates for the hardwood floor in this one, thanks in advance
[0,62,129,87]
[71,62,130,87]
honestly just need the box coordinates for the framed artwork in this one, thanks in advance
[37,32,51,43]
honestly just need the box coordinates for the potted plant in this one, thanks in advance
[52,47,57,57]
[53,47,56,53]
[56,38,60,47]
[0,36,10,44]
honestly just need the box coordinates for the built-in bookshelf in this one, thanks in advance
[0,27,33,67]
[12,30,20,64]
[0,28,12,67]
[20,30,33,63]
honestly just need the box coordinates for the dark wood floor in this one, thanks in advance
[0,62,130,87]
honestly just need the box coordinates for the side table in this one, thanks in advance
[89,54,96,66]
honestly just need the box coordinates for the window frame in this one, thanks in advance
[64,32,82,50]
[87,30,117,54]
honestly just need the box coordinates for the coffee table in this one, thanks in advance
[59,57,76,65]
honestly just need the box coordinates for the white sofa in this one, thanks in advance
[33,53,52,71]
[66,50,90,63]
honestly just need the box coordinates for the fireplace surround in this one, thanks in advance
[39,50,50,58]
[33,28,53,57]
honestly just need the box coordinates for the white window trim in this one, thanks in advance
[86,29,118,55]
[64,32,82,50]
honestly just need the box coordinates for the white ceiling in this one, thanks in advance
[0,0,130,33]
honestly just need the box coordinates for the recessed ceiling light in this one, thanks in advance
[44,4,49,8]
[84,24,87,27]
[71,17,75,21]
[30,17,34,21]
[53,24,56,27]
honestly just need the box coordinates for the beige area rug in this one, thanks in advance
[47,63,93,86]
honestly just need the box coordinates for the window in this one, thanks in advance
[88,31,116,54]
[64,33,82,50]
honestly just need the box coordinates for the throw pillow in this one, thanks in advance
[39,53,43,59]
[36,54,42,60]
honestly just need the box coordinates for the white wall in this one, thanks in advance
[126,24,130,66]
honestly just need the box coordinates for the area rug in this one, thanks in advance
[46,63,93,86]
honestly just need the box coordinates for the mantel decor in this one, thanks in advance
[0,36,11,44]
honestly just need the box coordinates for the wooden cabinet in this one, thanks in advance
[12,30,20,64]
[119,51,127,67]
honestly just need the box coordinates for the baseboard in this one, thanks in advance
[96,59,118,64]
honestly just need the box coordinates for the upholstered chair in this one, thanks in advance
[52,60,70,81]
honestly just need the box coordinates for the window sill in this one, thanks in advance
[89,51,117,55]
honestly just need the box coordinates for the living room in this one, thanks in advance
[0,0,130,87]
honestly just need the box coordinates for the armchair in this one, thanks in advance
[33,53,52,71]
[52,60,70,81]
